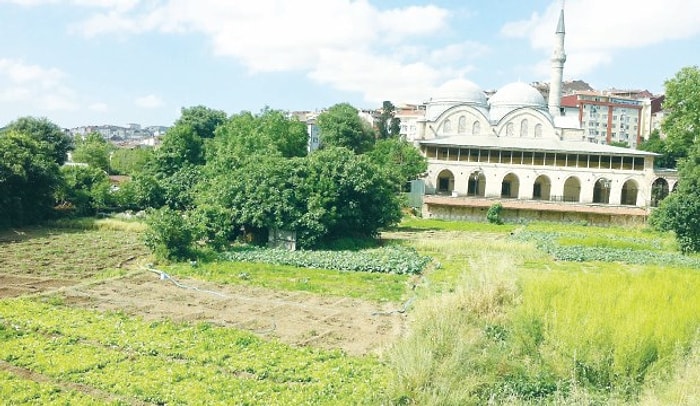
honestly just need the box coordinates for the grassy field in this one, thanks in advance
[1,216,700,404]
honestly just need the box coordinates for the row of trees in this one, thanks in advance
[1,103,425,258]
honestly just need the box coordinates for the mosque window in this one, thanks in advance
[472,121,481,136]
[520,119,529,137]
[458,116,466,133]
[534,124,543,138]
[443,119,452,133]
[506,122,514,137]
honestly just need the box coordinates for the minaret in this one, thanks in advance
[548,4,566,117]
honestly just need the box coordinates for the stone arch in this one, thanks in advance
[621,179,639,206]
[458,116,467,133]
[467,170,486,197]
[520,119,529,137]
[593,177,612,204]
[436,169,455,195]
[651,178,670,207]
[533,174,552,200]
[563,176,581,202]
[501,173,520,199]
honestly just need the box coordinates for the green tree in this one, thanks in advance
[0,131,61,226]
[109,146,154,175]
[367,138,427,191]
[2,116,72,165]
[662,66,700,159]
[376,101,401,139]
[71,132,112,173]
[650,66,700,253]
[207,108,307,172]
[638,129,678,169]
[149,125,204,176]
[56,165,112,216]
[174,105,227,139]
[316,103,375,154]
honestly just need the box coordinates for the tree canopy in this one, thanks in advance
[71,132,112,173]
[316,103,375,154]
[2,116,72,165]
[661,66,700,159]
[174,105,227,139]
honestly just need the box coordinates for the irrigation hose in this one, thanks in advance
[142,265,229,298]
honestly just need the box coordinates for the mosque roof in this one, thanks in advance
[432,79,488,106]
[489,82,547,109]
[418,135,657,156]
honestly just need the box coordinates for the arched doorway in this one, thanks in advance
[437,170,455,195]
[533,175,552,200]
[651,178,670,207]
[593,178,611,204]
[501,173,520,199]
[621,179,639,206]
[467,170,486,197]
[563,177,581,202]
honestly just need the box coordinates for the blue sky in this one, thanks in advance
[1,0,699,128]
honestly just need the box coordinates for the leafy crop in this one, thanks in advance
[220,245,431,275]
[0,298,389,405]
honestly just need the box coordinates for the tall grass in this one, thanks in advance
[385,220,700,404]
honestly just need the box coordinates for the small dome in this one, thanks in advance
[432,79,487,106]
[489,82,546,108]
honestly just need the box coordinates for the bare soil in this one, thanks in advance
[0,262,407,357]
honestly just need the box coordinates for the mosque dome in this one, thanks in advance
[489,82,548,122]
[432,79,488,106]
[489,82,546,108]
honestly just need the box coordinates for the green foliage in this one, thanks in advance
[221,245,430,275]
[56,165,112,216]
[149,125,204,176]
[0,130,61,227]
[0,299,389,404]
[638,129,678,169]
[662,66,700,160]
[71,132,112,172]
[2,116,72,165]
[376,100,400,139]
[108,146,153,175]
[486,202,504,224]
[366,138,427,191]
[174,105,227,139]
[144,207,195,261]
[316,103,375,154]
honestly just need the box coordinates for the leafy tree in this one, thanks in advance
[0,131,61,226]
[366,138,427,191]
[638,129,678,169]
[376,101,401,139]
[316,103,375,154]
[207,108,307,172]
[149,125,204,176]
[56,165,112,216]
[662,66,700,159]
[174,105,227,139]
[109,146,154,175]
[144,207,196,261]
[2,116,72,165]
[608,141,629,148]
[71,132,112,173]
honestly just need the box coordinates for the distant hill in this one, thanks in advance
[531,80,595,99]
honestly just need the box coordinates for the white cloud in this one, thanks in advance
[0,58,78,111]
[502,0,700,78]
[135,94,163,108]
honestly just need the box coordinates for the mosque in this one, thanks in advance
[413,7,675,224]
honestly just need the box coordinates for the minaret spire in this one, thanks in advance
[548,1,567,117]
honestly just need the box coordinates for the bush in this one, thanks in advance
[487,202,504,225]
[144,207,195,261]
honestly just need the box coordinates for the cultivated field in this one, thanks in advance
[1,218,700,404]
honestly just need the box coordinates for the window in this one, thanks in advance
[506,122,514,137]
[472,121,481,136]
[443,119,452,133]
[520,119,529,137]
[458,116,466,133]
[534,124,543,138]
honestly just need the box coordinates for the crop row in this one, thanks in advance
[513,230,700,267]
[221,245,431,275]
[0,298,388,405]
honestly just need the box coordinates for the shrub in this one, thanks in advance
[144,207,195,261]
[487,202,504,225]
